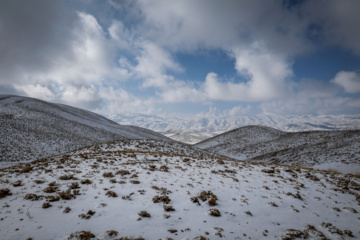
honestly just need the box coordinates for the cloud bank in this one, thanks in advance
[0,0,359,116]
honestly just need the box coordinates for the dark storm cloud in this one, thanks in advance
[0,0,78,85]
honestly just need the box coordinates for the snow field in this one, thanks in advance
[1,140,359,239]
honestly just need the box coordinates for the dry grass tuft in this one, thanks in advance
[191,190,218,206]
[58,191,75,200]
[107,230,118,237]
[69,182,80,189]
[103,172,115,178]
[138,211,151,218]
[68,231,95,240]
[116,170,131,176]
[209,208,221,217]
[153,195,170,204]
[43,186,57,193]
[0,188,12,199]
[63,207,71,213]
[34,179,45,184]
[59,174,74,180]
[106,191,118,197]
[163,205,175,212]
[12,180,23,187]
[24,193,41,201]
[42,202,52,208]
[80,179,92,184]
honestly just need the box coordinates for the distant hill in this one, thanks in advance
[195,125,360,173]
[0,95,171,165]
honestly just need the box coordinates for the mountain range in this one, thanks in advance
[111,113,360,143]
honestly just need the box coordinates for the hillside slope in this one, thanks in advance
[0,95,170,165]
[195,126,360,173]
[0,139,359,239]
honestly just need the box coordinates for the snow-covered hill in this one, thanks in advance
[195,126,360,174]
[0,95,170,166]
[1,139,359,239]
[111,113,360,143]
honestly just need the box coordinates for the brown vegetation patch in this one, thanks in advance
[153,195,170,204]
[209,208,221,217]
[42,202,52,208]
[138,211,151,218]
[24,193,42,201]
[103,172,115,178]
[116,170,131,176]
[80,179,92,184]
[68,231,95,240]
[0,188,12,199]
[163,205,175,212]
[106,191,118,197]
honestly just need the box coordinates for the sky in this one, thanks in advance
[0,0,360,118]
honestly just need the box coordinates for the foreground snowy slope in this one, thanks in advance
[195,126,360,174]
[0,139,359,239]
[0,95,170,166]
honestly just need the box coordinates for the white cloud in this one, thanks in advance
[331,71,360,93]
[133,42,184,88]
[100,87,157,116]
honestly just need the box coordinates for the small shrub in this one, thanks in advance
[68,231,95,240]
[191,191,218,206]
[103,172,114,178]
[163,205,175,212]
[43,186,57,193]
[107,230,118,237]
[48,181,58,186]
[13,180,23,187]
[59,174,74,180]
[42,202,52,208]
[116,170,131,176]
[58,191,75,200]
[106,191,118,197]
[217,159,225,164]
[69,182,80,189]
[34,179,45,184]
[79,210,95,219]
[160,165,169,172]
[209,208,221,217]
[24,193,41,201]
[34,180,45,184]
[153,195,170,204]
[138,211,151,218]
[80,179,92,184]
[0,188,12,199]
[245,210,253,216]
[269,202,278,207]
[208,197,217,206]
[21,165,33,173]
[63,207,71,213]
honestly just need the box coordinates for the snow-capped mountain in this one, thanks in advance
[111,113,360,143]
[0,95,170,166]
[1,139,359,239]
[195,126,360,174]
